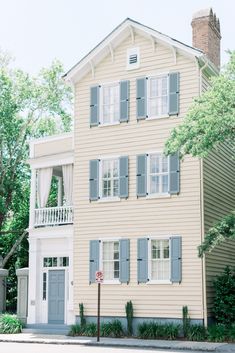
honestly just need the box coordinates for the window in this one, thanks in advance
[101,83,120,124]
[102,241,120,281]
[148,75,168,118]
[150,239,170,281]
[43,257,69,267]
[43,273,47,300]
[127,47,140,70]
[101,159,119,198]
[148,153,169,195]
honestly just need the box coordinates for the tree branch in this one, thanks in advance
[2,229,28,268]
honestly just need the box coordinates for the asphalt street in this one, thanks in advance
[0,342,209,353]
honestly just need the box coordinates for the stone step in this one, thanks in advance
[23,324,70,335]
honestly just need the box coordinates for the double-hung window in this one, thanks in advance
[148,153,169,195]
[148,75,168,118]
[150,239,170,281]
[101,83,120,125]
[101,159,119,198]
[102,241,120,281]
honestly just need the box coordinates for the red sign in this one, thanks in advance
[95,271,104,283]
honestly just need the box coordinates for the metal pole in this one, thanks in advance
[97,282,101,342]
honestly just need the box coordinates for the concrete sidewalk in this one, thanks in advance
[0,332,235,352]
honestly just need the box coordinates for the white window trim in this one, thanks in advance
[146,73,169,120]
[146,151,170,197]
[126,47,140,70]
[99,81,120,126]
[147,236,172,284]
[99,239,121,284]
[98,157,120,201]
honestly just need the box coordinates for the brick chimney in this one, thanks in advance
[191,8,221,69]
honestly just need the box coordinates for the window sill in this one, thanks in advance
[147,280,172,285]
[146,115,170,120]
[98,122,120,127]
[146,193,171,199]
[98,197,121,203]
[102,280,121,285]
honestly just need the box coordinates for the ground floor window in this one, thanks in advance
[102,241,120,281]
[150,239,170,281]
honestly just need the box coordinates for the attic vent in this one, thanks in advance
[127,47,140,70]
[129,54,138,64]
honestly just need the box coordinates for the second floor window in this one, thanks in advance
[148,75,168,118]
[102,241,120,280]
[101,159,119,198]
[101,83,120,124]
[148,153,169,195]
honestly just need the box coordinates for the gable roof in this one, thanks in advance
[64,17,216,83]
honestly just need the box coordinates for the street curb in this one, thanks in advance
[0,337,226,351]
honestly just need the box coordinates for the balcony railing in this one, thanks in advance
[34,206,73,227]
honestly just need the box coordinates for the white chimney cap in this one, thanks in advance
[192,8,212,20]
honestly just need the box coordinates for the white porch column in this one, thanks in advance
[29,168,36,229]
[0,269,8,313]
[27,238,39,324]
[57,176,63,206]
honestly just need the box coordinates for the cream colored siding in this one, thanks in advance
[203,143,235,317]
[33,135,73,158]
[74,33,204,320]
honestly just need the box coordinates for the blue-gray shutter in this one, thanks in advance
[136,78,147,120]
[89,240,100,283]
[169,153,180,194]
[90,86,100,126]
[119,239,130,283]
[169,72,179,116]
[137,154,147,197]
[170,236,182,283]
[120,81,129,122]
[89,160,99,201]
[137,238,148,283]
[119,156,128,198]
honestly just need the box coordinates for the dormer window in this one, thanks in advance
[127,47,140,70]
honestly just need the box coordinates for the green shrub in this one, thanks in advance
[213,266,235,326]
[137,321,180,340]
[79,303,86,328]
[68,324,83,336]
[0,314,22,334]
[83,323,97,337]
[207,324,227,342]
[182,306,190,337]
[186,325,207,341]
[125,301,134,336]
[101,320,124,338]
[227,324,235,342]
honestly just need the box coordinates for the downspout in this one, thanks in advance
[198,58,209,327]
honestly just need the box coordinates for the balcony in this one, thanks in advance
[34,206,73,227]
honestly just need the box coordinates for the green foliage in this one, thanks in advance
[125,300,134,336]
[198,214,235,257]
[0,314,22,334]
[100,320,124,338]
[68,324,83,337]
[165,51,235,158]
[83,323,97,337]
[207,324,227,342]
[182,306,190,337]
[212,266,235,326]
[137,321,180,340]
[186,325,207,341]
[79,303,86,328]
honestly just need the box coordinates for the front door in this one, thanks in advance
[48,270,65,324]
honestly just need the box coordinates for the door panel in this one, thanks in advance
[48,270,65,324]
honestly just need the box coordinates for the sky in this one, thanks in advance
[0,0,233,75]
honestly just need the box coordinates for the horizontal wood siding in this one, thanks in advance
[73,33,204,320]
[203,142,235,317]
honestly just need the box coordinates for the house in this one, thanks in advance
[24,8,235,328]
